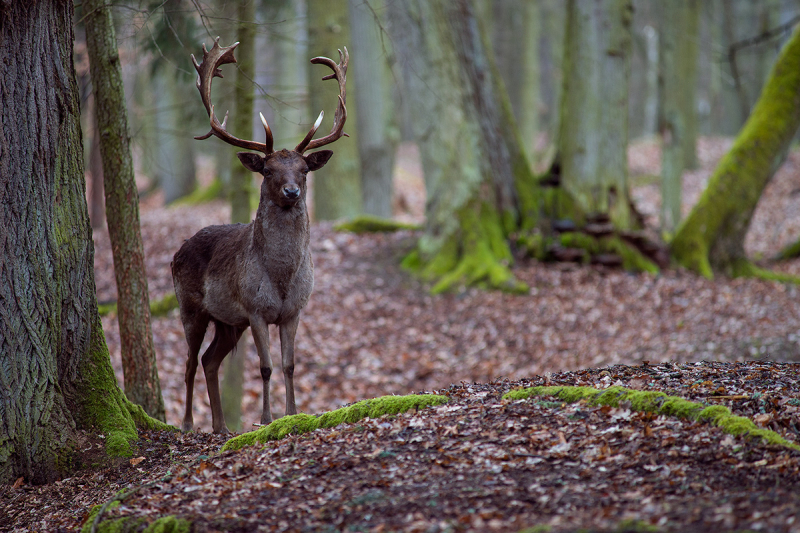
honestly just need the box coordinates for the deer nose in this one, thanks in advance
[283,186,300,199]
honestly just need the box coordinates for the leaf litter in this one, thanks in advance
[4,140,800,532]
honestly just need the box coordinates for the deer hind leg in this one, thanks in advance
[279,314,300,416]
[181,313,210,433]
[202,321,244,434]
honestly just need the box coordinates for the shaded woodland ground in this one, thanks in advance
[3,139,800,532]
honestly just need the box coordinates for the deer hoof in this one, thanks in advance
[181,419,194,433]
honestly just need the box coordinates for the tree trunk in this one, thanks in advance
[88,94,106,229]
[84,0,166,421]
[348,0,397,218]
[680,0,700,170]
[671,27,800,278]
[658,1,685,233]
[307,0,362,220]
[559,0,635,229]
[388,0,538,293]
[486,0,540,163]
[0,0,166,485]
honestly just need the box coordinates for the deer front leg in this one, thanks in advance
[279,314,300,416]
[250,317,274,425]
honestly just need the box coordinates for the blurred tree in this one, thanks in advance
[84,0,166,421]
[0,0,168,484]
[387,0,658,293]
[145,0,199,203]
[348,0,397,217]
[483,0,540,163]
[307,0,361,220]
[220,0,258,434]
[671,27,800,280]
[558,0,637,230]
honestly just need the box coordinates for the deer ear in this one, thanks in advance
[304,150,333,171]
[237,152,265,173]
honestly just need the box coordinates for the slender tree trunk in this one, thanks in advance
[681,0,700,170]
[307,0,362,220]
[220,0,258,433]
[88,94,106,229]
[0,0,165,485]
[84,0,165,421]
[559,0,635,229]
[348,0,397,218]
[671,27,800,278]
[658,1,685,233]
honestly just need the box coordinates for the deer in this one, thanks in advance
[172,38,348,434]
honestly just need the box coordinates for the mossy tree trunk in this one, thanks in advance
[348,0,397,218]
[559,0,635,230]
[671,26,800,279]
[307,0,362,220]
[220,0,258,433]
[0,0,167,485]
[84,0,166,421]
[387,0,540,293]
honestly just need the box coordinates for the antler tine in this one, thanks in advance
[193,38,274,155]
[295,47,349,154]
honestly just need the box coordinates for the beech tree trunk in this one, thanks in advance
[559,0,635,229]
[348,0,397,218]
[387,0,538,293]
[84,0,165,421]
[0,0,166,485]
[307,0,362,220]
[671,27,800,278]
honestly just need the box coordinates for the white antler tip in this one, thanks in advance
[260,112,269,129]
[313,111,324,129]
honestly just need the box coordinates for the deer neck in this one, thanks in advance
[252,197,309,271]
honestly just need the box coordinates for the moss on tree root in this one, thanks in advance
[77,316,175,462]
[98,292,179,318]
[334,214,421,234]
[402,200,528,294]
[222,394,449,452]
[503,385,800,451]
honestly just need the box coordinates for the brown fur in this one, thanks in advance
[172,148,333,433]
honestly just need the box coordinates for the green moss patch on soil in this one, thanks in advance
[503,385,799,451]
[222,394,449,452]
[334,215,421,234]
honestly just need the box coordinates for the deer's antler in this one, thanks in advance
[192,37,274,155]
[295,47,349,154]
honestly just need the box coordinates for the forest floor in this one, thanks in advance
[3,138,800,532]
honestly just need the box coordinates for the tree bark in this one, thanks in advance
[388,0,539,293]
[559,0,636,229]
[307,0,362,220]
[658,1,685,234]
[0,0,166,485]
[680,0,700,170]
[84,0,165,421]
[348,0,397,218]
[671,27,800,278]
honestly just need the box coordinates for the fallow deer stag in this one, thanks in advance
[172,38,348,433]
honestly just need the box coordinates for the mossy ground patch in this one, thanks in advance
[503,385,799,451]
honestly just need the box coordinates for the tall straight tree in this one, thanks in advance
[348,0,397,217]
[84,0,166,421]
[559,0,636,229]
[307,0,361,220]
[671,26,800,279]
[0,0,168,485]
[220,0,258,433]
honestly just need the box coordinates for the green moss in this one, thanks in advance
[776,237,800,260]
[222,394,448,452]
[503,385,800,451]
[171,178,223,205]
[334,215,421,234]
[143,516,192,533]
[97,292,180,318]
[604,236,660,274]
[516,230,546,261]
[149,292,179,317]
[729,258,800,284]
